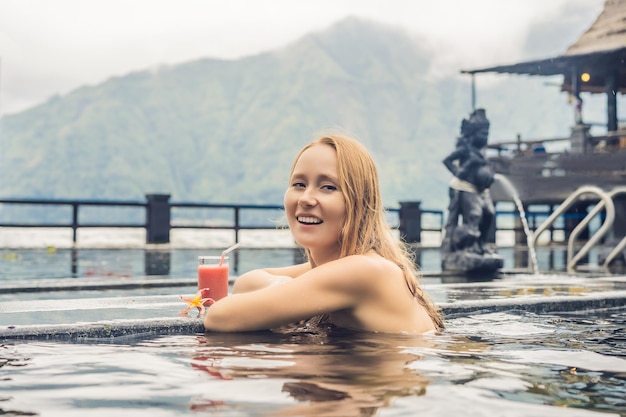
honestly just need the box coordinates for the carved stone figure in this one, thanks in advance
[441,109,504,277]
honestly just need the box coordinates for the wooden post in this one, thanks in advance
[399,201,422,244]
[146,194,171,244]
[612,195,626,241]
[606,69,618,132]
[71,203,79,243]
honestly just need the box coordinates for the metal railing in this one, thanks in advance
[2,194,618,253]
[0,195,445,245]
[0,197,146,242]
[530,185,616,273]
[169,201,287,243]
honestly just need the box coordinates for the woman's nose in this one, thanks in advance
[298,188,317,207]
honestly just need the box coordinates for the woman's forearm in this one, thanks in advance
[232,270,292,294]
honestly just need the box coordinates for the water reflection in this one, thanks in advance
[0,246,600,281]
[0,247,306,281]
[3,311,625,416]
[189,327,434,416]
[144,249,171,276]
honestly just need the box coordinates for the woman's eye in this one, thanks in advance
[322,184,337,191]
[291,182,306,188]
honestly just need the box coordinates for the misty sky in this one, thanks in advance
[0,0,604,116]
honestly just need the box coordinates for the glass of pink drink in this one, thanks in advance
[197,256,229,301]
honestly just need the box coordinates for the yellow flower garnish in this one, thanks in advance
[179,288,215,316]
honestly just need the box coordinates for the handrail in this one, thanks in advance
[531,185,615,273]
[566,188,617,272]
[600,187,626,269]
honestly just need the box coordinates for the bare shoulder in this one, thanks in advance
[263,262,311,278]
[316,253,401,291]
[333,253,394,274]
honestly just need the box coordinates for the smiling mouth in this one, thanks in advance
[297,216,323,225]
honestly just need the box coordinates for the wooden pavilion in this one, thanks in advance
[459,0,626,263]
[462,0,626,133]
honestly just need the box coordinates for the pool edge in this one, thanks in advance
[3,290,626,341]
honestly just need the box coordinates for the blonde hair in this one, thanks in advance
[289,133,444,330]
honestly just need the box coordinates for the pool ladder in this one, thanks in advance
[531,185,626,273]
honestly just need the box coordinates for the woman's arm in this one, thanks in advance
[204,255,378,332]
[232,263,310,294]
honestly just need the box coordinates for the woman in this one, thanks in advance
[204,133,444,333]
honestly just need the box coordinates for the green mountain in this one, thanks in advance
[0,17,576,217]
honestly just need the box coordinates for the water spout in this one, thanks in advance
[493,174,539,274]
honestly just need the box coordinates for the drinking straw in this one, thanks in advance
[219,242,241,266]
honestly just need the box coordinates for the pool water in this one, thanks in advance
[2,242,626,416]
[2,308,625,417]
[0,247,305,281]
[1,246,582,282]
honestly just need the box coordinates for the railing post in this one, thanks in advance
[234,207,240,243]
[613,194,626,241]
[398,201,422,244]
[146,194,171,244]
[72,203,79,244]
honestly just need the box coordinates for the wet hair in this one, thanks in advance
[289,133,444,330]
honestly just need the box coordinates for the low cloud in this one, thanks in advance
[0,0,604,116]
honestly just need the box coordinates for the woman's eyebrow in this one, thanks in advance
[318,174,339,183]
[290,173,339,183]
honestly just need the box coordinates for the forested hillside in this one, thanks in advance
[0,17,576,218]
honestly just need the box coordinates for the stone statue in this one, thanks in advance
[441,108,504,276]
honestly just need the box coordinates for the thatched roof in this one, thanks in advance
[461,0,626,94]
[565,0,626,56]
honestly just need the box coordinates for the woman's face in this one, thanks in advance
[284,144,346,256]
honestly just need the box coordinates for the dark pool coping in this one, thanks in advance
[2,287,626,341]
[440,289,626,317]
[3,268,617,295]
[0,317,205,341]
[0,277,199,294]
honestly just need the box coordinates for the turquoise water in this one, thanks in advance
[2,246,625,416]
[0,246,579,281]
[0,247,304,281]
[2,309,625,416]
